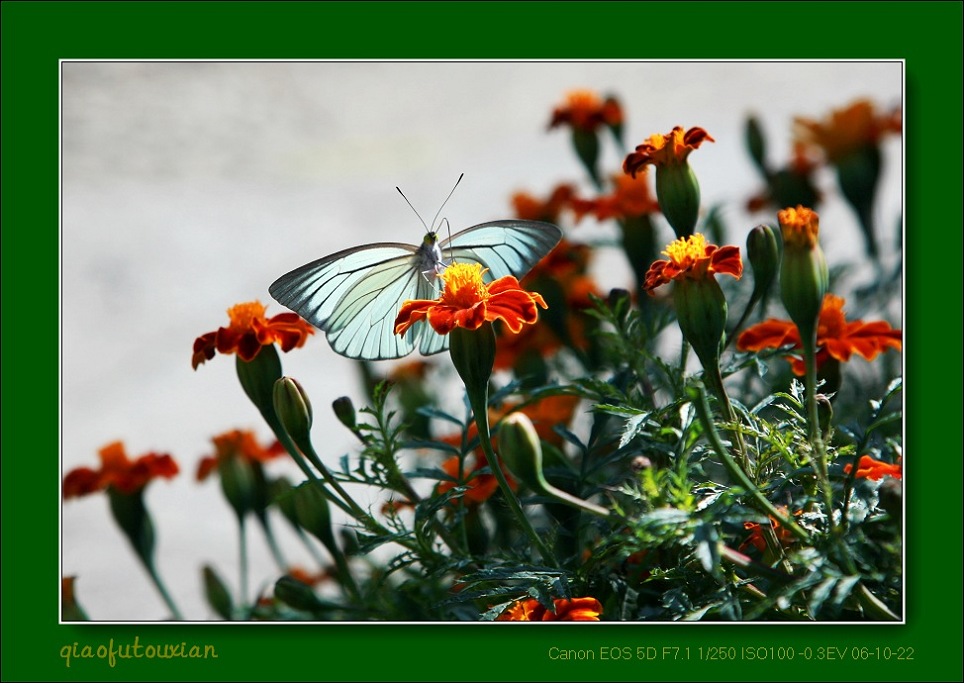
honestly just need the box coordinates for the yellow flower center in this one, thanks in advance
[440,262,489,307]
[778,206,820,249]
[227,301,267,329]
[662,233,708,268]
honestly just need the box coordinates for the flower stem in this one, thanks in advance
[143,559,184,620]
[801,335,835,534]
[449,325,557,567]
[238,515,248,608]
[691,385,810,542]
[469,392,559,567]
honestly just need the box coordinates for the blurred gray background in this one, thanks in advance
[61,61,902,620]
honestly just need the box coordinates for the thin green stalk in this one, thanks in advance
[703,365,750,475]
[800,336,835,534]
[257,514,288,572]
[691,385,810,542]
[143,560,183,620]
[238,515,248,608]
[467,390,558,567]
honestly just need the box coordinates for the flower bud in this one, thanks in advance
[816,394,834,441]
[655,163,701,238]
[572,128,601,187]
[497,412,549,495]
[291,482,337,556]
[745,115,768,175]
[835,145,881,259]
[274,575,325,614]
[202,564,234,620]
[273,377,313,453]
[332,396,356,430]
[746,224,779,300]
[269,476,299,528]
[778,206,828,345]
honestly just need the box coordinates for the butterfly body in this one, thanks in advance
[269,220,562,360]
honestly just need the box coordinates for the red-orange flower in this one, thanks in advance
[495,240,600,370]
[196,429,286,481]
[624,126,714,176]
[548,90,622,133]
[394,262,547,337]
[192,300,314,369]
[740,507,802,553]
[436,395,580,504]
[437,450,514,505]
[571,171,660,223]
[497,596,602,621]
[737,293,902,375]
[746,142,822,213]
[844,455,902,481]
[512,184,576,223]
[287,566,335,587]
[64,441,179,498]
[793,99,901,162]
[643,233,742,294]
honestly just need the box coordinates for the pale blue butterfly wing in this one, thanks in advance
[441,220,563,282]
[269,221,562,360]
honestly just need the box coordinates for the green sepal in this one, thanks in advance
[107,487,155,567]
[202,564,234,620]
[655,163,701,238]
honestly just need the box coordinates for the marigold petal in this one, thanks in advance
[192,332,218,369]
[63,467,103,498]
[709,244,744,279]
[485,289,546,333]
[235,333,263,362]
[737,320,801,352]
[642,259,671,293]
[393,299,435,336]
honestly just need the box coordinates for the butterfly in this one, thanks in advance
[269,215,563,361]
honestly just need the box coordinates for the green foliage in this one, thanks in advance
[66,90,902,622]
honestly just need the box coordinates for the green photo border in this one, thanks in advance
[2,2,962,681]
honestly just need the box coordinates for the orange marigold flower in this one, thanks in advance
[192,300,314,369]
[394,262,547,337]
[778,205,821,250]
[436,417,517,505]
[740,507,801,553]
[494,240,599,370]
[436,395,580,504]
[381,498,416,515]
[548,90,622,133]
[287,566,335,587]
[844,455,902,481]
[571,171,660,223]
[737,293,902,375]
[793,99,902,162]
[643,233,742,294]
[63,441,179,498]
[623,126,714,176]
[437,451,513,505]
[196,429,286,482]
[512,184,576,223]
[497,596,603,621]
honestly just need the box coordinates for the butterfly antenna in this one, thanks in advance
[430,173,464,232]
[396,186,430,233]
[440,217,455,262]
